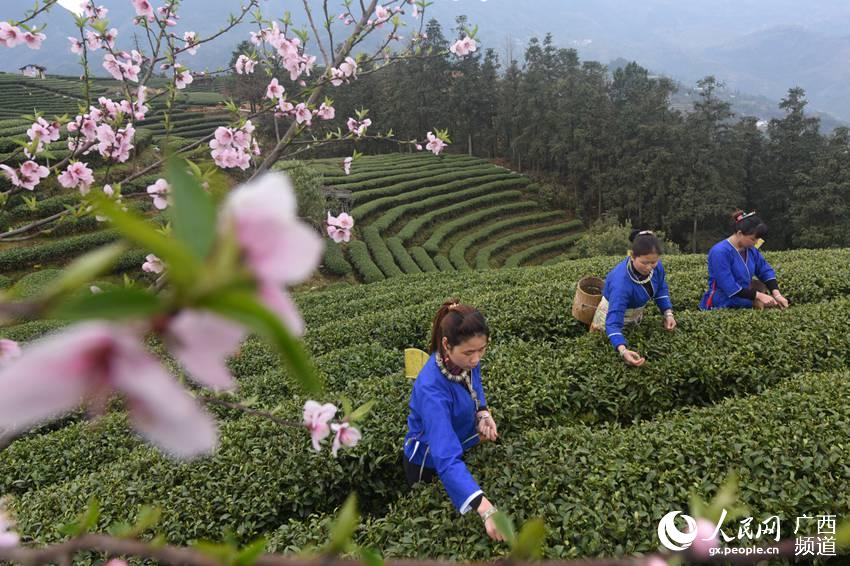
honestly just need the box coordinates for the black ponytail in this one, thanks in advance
[731,210,767,238]
[428,299,490,354]
[629,229,663,257]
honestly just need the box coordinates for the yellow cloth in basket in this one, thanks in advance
[404,348,430,379]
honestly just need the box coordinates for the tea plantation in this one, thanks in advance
[282,153,585,282]
[1,246,849,560]
[1,72,849,563]
[0,72,228,160]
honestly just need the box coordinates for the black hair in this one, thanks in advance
[731,210,768,238]
[428,299,490,354]
[629,229,663,257]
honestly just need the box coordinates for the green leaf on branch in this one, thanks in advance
[193,540,238,564]
[340,396,353,417]
[53,287,162,321]
[360,547,384,566]
[324,493,359,555]
[512,518,546,560]
[91,19,108,34]
[433,128,452,144]
[199,288,323,395]
[689,473,747,525]
[107,505,161,538]
[41,241,127,301]
[836,519,850,548]
[234,538,267,566]
[166,158,218,261]
[492,511,516,547]
[129,505,162,537]
[22,195,38,211]
[58,498,100,537]
[106,521,133,537]
[89,191,200,289]
[348,399,375,423]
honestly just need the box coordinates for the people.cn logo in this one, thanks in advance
[657,511,698,551]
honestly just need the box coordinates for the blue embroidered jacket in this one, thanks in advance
[699,240,777,310]
[403,353,486,514]
[601,257,673,349]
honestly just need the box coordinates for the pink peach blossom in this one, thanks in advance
[303,400,337,451]
[1,161,49,191]
[132,0,154,20]
[175,69,193,89]
[234,55,256,75]
[330,422,361,456]
[58,162,95,193]
[142,253,164,274]
[317,103,335,120]
[374,5,391,25]
[0,322,218,459]
[326,225,350,243]
[346,117,371,137]
[329,211,354,230]
[265,78,284,100]
[222,172,323,286]
[425,131,447,155]
[146,178,170,210]
[22,31,46,49]
[84,4,108,19]
[183,31,198,55]
[294,103,312,125]
[68,37,84,54]
[0,23,22,48]
[450,36,478,57]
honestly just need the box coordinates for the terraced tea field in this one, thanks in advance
[283,154,585,282]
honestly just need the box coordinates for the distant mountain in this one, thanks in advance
[668,81,847,132]
[4,0,850,121]
[697,26,850,124]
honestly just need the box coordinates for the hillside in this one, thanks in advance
[280,154,584,283]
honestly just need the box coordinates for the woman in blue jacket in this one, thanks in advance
[590,230,677,367]
[699,210,789,311]
[403,300,503,541]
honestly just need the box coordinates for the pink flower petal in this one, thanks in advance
[330,422,361,456]
[110,334,218,459]
[259,282,305,336]
[303,400,337,451]
[0,323,112,435]
[167,310,246,392]
[224,173,323,284]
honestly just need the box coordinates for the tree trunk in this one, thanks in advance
[637,188,643,225]
[597,186,602,220]
[468,133,473,156]
[692,217,698,253]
